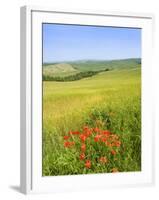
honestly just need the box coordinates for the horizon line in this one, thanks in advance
[43,57,141,64]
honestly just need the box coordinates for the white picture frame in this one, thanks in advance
[20,5,154,194]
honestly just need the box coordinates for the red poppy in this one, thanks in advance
[115,141,121,147]
[80,153,85,160]
[101,136,107,142]
[74,131,80,135]
[111,150,116,155]
[85,129,92,137]
[94,127,100,132]
[105,141,111,147]
[69,131,80,135]
[81,143,86,152]
[102,130,111,136]
[85,160,91,168]
[83,126,89,131]
[64,141,75,148]
[94,134,102,142]
[99,156,108,164]
[63,135,70,140]
[111,134,119,140]
[80,134,87,142]
[64,141,70,147]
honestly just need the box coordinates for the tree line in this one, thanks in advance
[43,69,110,82]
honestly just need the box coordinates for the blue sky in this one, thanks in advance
[43,24,141,63]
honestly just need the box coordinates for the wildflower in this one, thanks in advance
[94,134,102,142]
[74,131,80,135]
[102,130,111,136]
[111,134,119,140]
[64,141,70,147]
[94,127,100,132]
[111,142,115,147]
[64,141,75,148]
[111,150,116,155]
[80,153,85,160]
[115,141,121,147]
[112,168,119,173]
[63,135,70,140]
[105,141,112,147]
[81,143,86,152]
[101,136,107,142]
[85,160,91,168]
[69,131,80,135]
[83,126,89,131]
[80,134,87,142]
[99,156,108,164]
[85,129,92,137]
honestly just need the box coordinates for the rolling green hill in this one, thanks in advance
[43,63,78,77]
[43,58,141,81]
[70,58,141,72]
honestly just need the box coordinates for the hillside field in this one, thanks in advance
[42,60,141,176]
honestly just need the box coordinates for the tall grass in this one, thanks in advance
[42,68,141,176]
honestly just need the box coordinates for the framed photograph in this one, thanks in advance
[20,6,154,194]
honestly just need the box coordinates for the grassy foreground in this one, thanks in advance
[42,67,141,176]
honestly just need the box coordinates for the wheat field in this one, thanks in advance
[42,64,141,176]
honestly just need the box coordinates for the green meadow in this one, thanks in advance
[42,59,141,176]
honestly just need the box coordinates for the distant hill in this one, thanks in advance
[69,58,141,72]
[43,58,141,81]
[43,63,78,77]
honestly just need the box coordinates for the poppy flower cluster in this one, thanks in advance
[63,126,121,172]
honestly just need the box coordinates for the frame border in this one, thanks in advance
[20,6,154,194]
